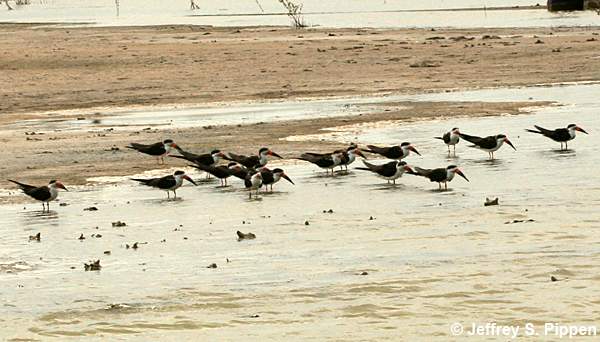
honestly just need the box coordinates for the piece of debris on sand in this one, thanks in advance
[206,263,218,269]
[237,231,256,241]
[484,197,499,206]
[112,221,127,227]
[29,232,41,242]
[84,260,101,271]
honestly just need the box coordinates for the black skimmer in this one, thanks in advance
[8,179,68,211]
[260,167,294,191]
[244,170,263,198]
[224,147,283,169]
[126,139,178,164]
[304,145,366,171]
[296,152,344,176]
[131,170,197,199]
[526,124,588,150]
[171,148,226,179]
[355,160,414,184]
[410,165,469,190]
[435,127,460,155]
[171,149,225,167]
[458,133,516,159]
[227,162,249,181]
[362,142,421,160]
[188,163,233,187]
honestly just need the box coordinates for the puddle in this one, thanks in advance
[2,83,600,339]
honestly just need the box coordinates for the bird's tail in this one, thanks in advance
[525,128,543,134]
[7,179,28,189]
[458,133,480,144]
[412,167,429,177]
[130,178,151,185]
[361,145,382,154]
[434,137,444,140]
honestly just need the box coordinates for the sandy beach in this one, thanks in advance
[0,24,598,186]
[2,14,600,341]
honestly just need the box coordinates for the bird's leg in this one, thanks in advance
[447,145,450,154]
[565,141,568,150]
[445,182,448,190]
[438,183,442,190]
[167,191,170,199]
[393,179,396,185]
[453,145,456,156]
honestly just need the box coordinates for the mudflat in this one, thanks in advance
[0,24,597,186]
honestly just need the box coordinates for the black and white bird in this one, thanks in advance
[126,139,178,164]
[297,152,344,176]
[435,127,461,155]
[171,148,225,167]
[355,160,414,184]
[224,147,283,169]
[189,163,233,187]
[260,167,294,191]
[526,124,588,150]
[410,165,469,191]
[458,133,516,159]
[362,142,421,160]
[8,179,68,211]
[303,145,365,171]
[244,171,263,199]
[131,170,197,199]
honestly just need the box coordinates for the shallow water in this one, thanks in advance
[1,83,599,340]
[1,0,599,28]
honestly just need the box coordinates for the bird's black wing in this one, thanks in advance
[458,133,484,145]
[8,179,38,192]
[427,168,448,182]
[26,186,52,201]
[379,161,400,177]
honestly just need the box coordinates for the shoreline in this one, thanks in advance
[0,23,598,195]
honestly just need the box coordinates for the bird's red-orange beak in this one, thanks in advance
[404,165,414,173]
[268,150,283,159]
[576,126,588,134]
[354,149,366,159]
[456,169,469,182]
[282,173,294,185]
[171,143,179,149]
[183,175,197,186]
[504,138,516,151]
[56,182,68,191]
[409,145,421,156]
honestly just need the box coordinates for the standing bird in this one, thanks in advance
[435,127,461,156]
[355,160,414,184]
[126,139,178,164]
[224,147,283,169]
[526,124,588,150]
[188,164,233,187]
[260,167,294,191]
[244,171,263,199]
[131,170,197,199]
[458,133,516,160]
[303,145,365,171]
[410,165,469,191]
[170,149,225,167]
[8,179,68,212]
[296,152,344,176]
[362,142,421,160]
[227,162,249,181]
[171,149,226,179]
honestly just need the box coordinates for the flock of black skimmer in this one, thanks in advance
[8,123,588,210]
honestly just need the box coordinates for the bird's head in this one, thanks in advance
[273,168,294,185]
[397,161,414,174]
[497,134,516,151]
[568,124,588,135]
[401,142,421,156]
[447,165,469,182]
[174,170,197,186]
[49,180,68,191]
[163,139,178,150]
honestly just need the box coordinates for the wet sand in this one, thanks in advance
[0,99,539,191]
[1,24,600,117]
[1,83,599,340]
